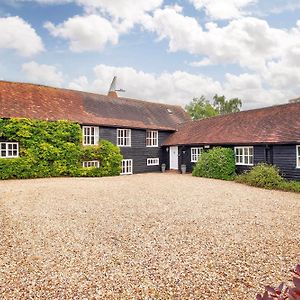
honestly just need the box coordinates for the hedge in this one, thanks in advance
[235,163,300,193]
[0,118,122,179]
[192,147,236,180]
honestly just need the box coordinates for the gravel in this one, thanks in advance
[0,173,299,299]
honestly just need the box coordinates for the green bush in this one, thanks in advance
[235,163,284,189]
[192,147,236,180]
[80,140,122,177]
[236,163,300,193]
[0,118,123,179]
[278,181,300,193]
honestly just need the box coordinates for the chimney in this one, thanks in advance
[107,76,118,98]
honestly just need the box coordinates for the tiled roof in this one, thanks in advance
[163,102,300,146]
[0,81,190,131]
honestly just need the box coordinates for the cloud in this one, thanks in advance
[44,14,119,52]
[145,6,300,72]
[67,64,300,109]
[76,0,162,21]
[68,75,89,90]
[68,64,222,106]
[189,0,257,20]
[22,61,64,86]
[0,16,44,56]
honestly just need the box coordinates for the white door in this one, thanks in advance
[169,146,178,170]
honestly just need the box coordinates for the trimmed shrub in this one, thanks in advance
[236,163,300,193]
[192,147,235,180]
[0,118,123,179]
[235,163,284,189]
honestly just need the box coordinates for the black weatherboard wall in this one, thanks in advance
[273,144,300,180]
[171,144,300,180]
[177,145,271,173]
[99,127,172,173]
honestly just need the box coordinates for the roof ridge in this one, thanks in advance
[0,80,183,109]
[184,101,300,125]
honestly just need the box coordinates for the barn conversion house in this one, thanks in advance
[0,80,300,180]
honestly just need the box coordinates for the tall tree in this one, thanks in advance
[213,94,242,115]
[185,95,243,120]
[185,96,218,120]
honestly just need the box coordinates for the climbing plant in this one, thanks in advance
[0,118,122,179]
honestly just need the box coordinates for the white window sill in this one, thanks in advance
[236,163,254,166]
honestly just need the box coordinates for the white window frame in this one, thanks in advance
[82,126,99,146]
[191,147,203,163]
[82,160,100,168]
[0,142,19,158]
[296,145,300,168]
[121,159,133,175]
[147,158,159,166]
[117,129,131,147]
[234,146,254,166]
[146,130,158,147]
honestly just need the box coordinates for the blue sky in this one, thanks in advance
[1,0,300,109]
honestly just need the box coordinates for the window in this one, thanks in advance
[235,146,254,165]
[82,160,100,168]
[121,159,133,175]
[117,129,131,147]
[297,145,300,168]
[82,126,99,145]
[191,147,203,162]
[146,130,158,147]
[0,142,19,158]
[147,158,159,166]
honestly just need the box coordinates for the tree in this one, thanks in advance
[185,96,218,120]
[185,95,242,120]
[213,94,242,115]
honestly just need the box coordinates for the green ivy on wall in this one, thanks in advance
[0,118,123,179]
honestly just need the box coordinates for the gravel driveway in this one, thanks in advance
[0,173,299,299]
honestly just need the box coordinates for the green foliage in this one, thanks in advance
[0,118,122,179]
[185,94,242,120]
[80,140,122,177]
[185,96,218,120]
[236,163,300,193]
[192,147,236,180]
[213,94,242,115]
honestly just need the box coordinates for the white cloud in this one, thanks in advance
[44,14,119,52]
[190,0,257,20]
[22,61,64,86]
[68,75,89,90]
[68,64,222,106]
[145,6,300,73]
[68,64,300,109]
[0,16,44,56]
[78,0,163,33]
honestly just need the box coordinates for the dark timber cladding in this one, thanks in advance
[177,145,266,173]
[0,81,190,175]
[99,127,171,173]
[163,102,300,180]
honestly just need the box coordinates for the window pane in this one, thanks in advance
[249,156,254,165]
